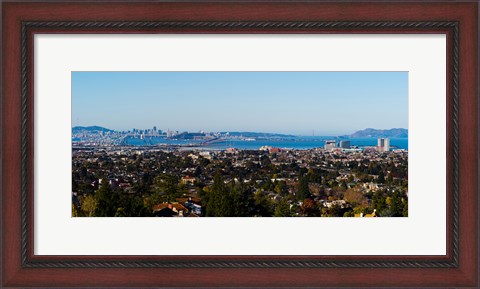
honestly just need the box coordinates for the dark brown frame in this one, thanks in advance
[2,1,478,288]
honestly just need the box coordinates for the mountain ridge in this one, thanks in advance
[350,128,408,138]
[72,126,114,133]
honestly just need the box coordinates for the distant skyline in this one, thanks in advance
[72,71,408,136]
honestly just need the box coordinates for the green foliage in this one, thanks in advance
[274,199,292,217]
[205,178,254,217]
[232,182,255,217]
[144,191,167,211]
[72,204,84,217]
[307,168,322,183]
[79,194,97,217]
[114,207,126,217]
[296,175,311,201]
[254,191,274,217]
[94,181,149,217]
[261,178,275,191]
[274,181,288,196]
[353,205,368,215]
[94,181,115,217]
[378,171,385,183]
[151,174,182,202]
[343,210,355,217]
[206,173,234,216]
[402,198,408,217]
[372,190,387,213]
[389,190,405,217]
[326,204,343,217]
[387,173,394,185]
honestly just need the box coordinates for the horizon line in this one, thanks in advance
[72,125,408,136]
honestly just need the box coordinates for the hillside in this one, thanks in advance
[350,128,408,138]
[72,126,114,134]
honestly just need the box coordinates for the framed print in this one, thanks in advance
[1,1,478,288]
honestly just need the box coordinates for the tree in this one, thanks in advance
[307,169,322,183]
[72,204,84,217]
[262,178,275,191]
[377,171,385,183]
[114,207,127,217]
[94,181,115,217]
[389,191,404,217]
[120,194,148,217]
[343,188,365,207]
[343,210,355,217]
[254,191,274,217]
[260,155,271,166]
[296,175,311,201]
[274,181,288,196]
[274,199,292,217]
[232,183,254,217]
[79,194,97,217]
[144,191,166,211]
[402,197,409,217]
[386,173,394,184]
[300,198,320,217]
[151,174,181,202]
[372,190,387,214]
[206,172,234,216]
[327,204,344,217]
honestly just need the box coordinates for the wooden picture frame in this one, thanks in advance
[1,1,478,288]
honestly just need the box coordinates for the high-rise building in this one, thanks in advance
[339,140,351,149]
[377,138,384,148]
[324,140,336,150]
[377,138,390,152]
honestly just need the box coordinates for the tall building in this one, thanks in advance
[339,140,351,149]
[384,138,390,151]
[377,138,390,152]
[324,140,337,150]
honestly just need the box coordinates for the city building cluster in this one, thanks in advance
[72,142,408,218]
[72,126,265,147]
[323,138,390,152]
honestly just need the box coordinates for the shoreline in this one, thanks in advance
[72,137,409,151]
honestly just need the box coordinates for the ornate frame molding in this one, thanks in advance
[20,20,459,268]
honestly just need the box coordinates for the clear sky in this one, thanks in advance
[72,71,408,136]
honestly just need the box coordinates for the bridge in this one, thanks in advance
[118,135,226,147]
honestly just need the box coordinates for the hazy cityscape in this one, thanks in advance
[72,72,408,217]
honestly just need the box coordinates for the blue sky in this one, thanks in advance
[72,71,408,136]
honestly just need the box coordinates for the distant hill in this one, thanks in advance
[72,126,114,134]
[350,128,408,138]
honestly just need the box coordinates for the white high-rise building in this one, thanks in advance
[377,138,390,152]
[324,140,337,151]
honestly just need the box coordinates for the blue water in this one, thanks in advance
[124,136,408,150]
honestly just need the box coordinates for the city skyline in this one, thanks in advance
[72,71,408,135]
[72,124,408,137]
